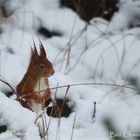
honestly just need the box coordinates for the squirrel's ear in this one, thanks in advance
[30,47,39,64]
[39,42,46,57]
[34,46,38,55]
[31,46,39,58]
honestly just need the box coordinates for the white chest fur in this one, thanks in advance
[31,77,48,113]
[34,77,48,96]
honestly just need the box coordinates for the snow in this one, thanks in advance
[0,92,40,140]
[107,0,140,32]
[0,0,140,140]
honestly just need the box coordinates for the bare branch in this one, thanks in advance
[0,78,18,96]
[35,82,137,94]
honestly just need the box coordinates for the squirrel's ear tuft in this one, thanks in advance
[30,47,38,64]
[39,42,46,57]
[31,45,39,58]
[31,41,38,56]
[34,46,38,55]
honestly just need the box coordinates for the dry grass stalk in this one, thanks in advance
[70,108,78,140]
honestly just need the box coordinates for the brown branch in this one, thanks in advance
[71,108,78,140]
[35,82,137,94]
[93,102,96,118]
[59,85,70,118]
[0,78,18,96]
[15,82,137,102]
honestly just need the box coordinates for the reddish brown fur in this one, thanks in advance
[16,43,54,110]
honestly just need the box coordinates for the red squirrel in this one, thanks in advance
[16,43,55,113]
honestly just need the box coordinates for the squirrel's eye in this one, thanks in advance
[39,64,45,69]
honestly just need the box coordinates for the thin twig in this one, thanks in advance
[99,86,119,104]
[17,82,137,104]
[59,85,70,117]
[71,109,78,140]
[36,82,137,94]
[0,78,18,96]
[93,102,96,118]
[93,23,120,64]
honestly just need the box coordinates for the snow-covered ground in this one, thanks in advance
[0,0,140,140]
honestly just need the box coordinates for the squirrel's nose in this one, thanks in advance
[51,69,55,75]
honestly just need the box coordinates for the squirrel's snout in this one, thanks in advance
[47,69,54,77]
[51,69,55,75]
